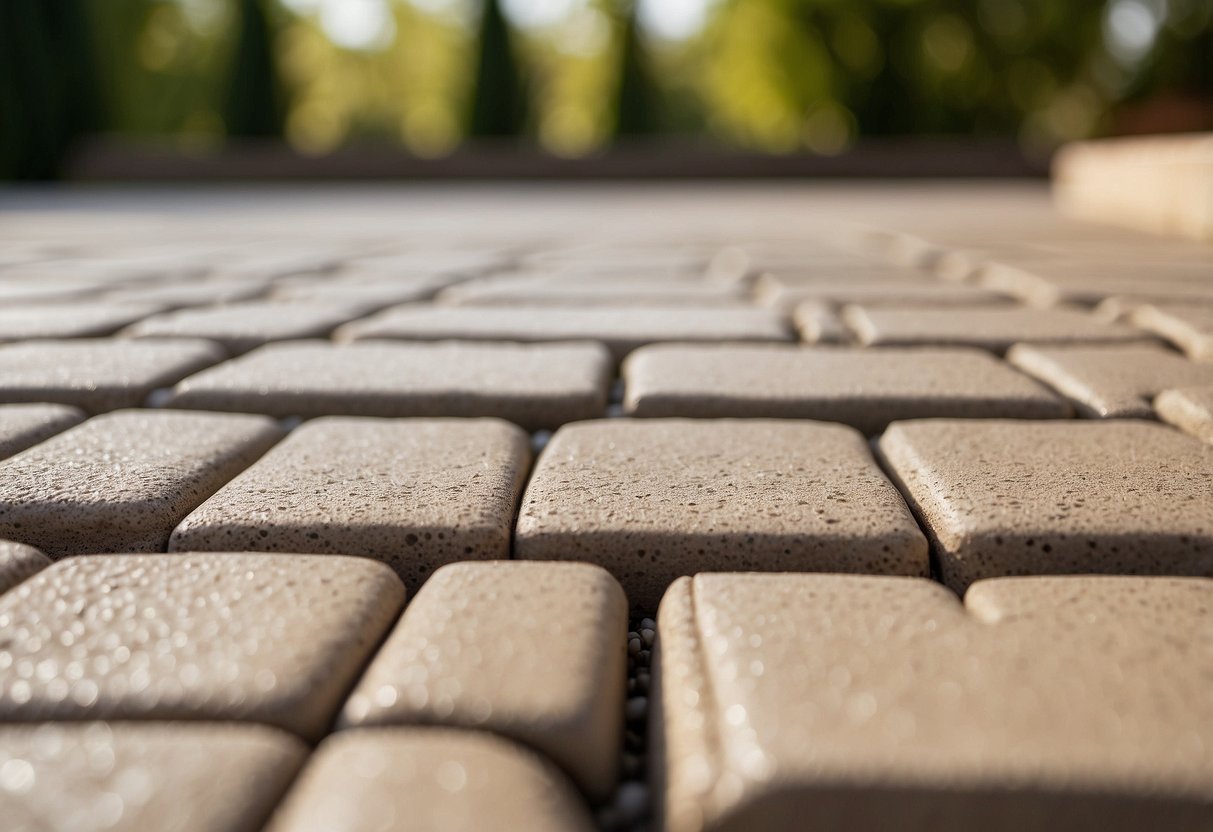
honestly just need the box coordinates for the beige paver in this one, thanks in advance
[105,280,267,308]
[623,344,1069,432]
[654,572,1213,832]
[844,305,1145,352]
[980,262,1213,307]
[1157,386,1213,444]
[122,301,366,353]
[757,276,1009,310]
[1131,304,1213,361]
[0,303,162,341]
[0,409,282,556]
[0,540,50,594]
[266,728,595,832]
[0,402,85,458]
[340,561,627,799]
[878,419,1213,591]
[439,275,748,306]
[0,722,307,832]
[336,305,792,360]
[515,419,928,609]
[166,340,610,430]
[271,279,448,309]
[0,553,405,739]
[792,301,847,342]
[171,418,529,586]
[0,339,224,412]
[1007,342,1213,418]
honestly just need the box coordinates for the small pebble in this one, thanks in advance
[628,636,643,655]
[615,782,650,824]
[626,696,648,723]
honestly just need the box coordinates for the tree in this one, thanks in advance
[223,0,285,138]
[468,0,528,137]
[613,1,659,137]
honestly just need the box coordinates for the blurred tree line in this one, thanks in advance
[1,0,1210,178]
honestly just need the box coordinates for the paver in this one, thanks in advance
[980,262,1213,306]
[1008,342,1213,417]
[756,275,1009,310]
[340,561,628,799]
[104,279,268,309]
[171,418,529,587]
[0,553,405,739]
[1131,304,1213,361]
[0,402,85,458]
[0,722,307,832]
[623,344,1069,432]
[335,305,792,360]
[844,305,1146,352]
[122,301,366,353]
[0,409,282,555]
[271,278,449,309]
[266,728,595,832]
[165,340,611,430]
[0,339,224,412]
[791,301,846,342]
[1156,386,1213,444]
[0,303,162,341]
[654,572,1213,832]
[878,419,1213,590]
[0,280,101,304]
[439,275,748,306]
[0,540,50,594]
[515,419,928,609]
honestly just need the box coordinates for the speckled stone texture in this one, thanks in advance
[1007,343,1213,418]
[266,728,595,832]
[340,561,628,799]
[170,418,530,587]
[335,305,793,360]
[0,303,163,341]
[514,419,929,609]
[654,573,1213,832]
[1131,304,1213,361]
[0,339,224,412]
[623,344,1069,432]
[878,419,1213,591]
[0,553,405,739]
[0,722,307,832]
[0,540,50,594]
[0,402,85,458]
[0,409,283,556]
[122,301,366,353]
[1157,387,1213,444]
[844,306,1146,352]
[166,340,611,430]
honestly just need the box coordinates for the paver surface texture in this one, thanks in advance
[0,183,1210,831]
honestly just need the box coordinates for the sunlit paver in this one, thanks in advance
[0,540,50,594]
[171,418,530,587]
[515,419,928,609]
[123,301,366,353]
[439,275,748,306]
[0,553,405,739]
[0,722,307,832]
[654,572,1213,832]
[756,274,1008,310]
[340,561,628,799]
[980,261,1213,307]
[878,419,1213,590]
[0,409,282,556]
[1157,386,1213,444]
[0,402,85,458]
[0,303,162,342]
[1131,304,1213,361]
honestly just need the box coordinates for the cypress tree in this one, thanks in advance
[223,0,285,138]
[613,0,659,137]
[468,0,527,137]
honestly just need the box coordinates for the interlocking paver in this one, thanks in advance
[271,278,449,309]
[0,540,50,594]
[104,280,267,308]
[336,305,792,360]
[791,301,846,342]
[844,305,1145,352]
[439,275,748,306]
[1157,386,1213,444]
[165,340,610,429]
[0,402,85,458]
[654,572,1213,832]
[340,561,627,798]
[0,553,405,739]
[514,419,928,609]
[1008,342,1213,418]
[878,419,1213,590]
[757,275,1008,310]
[0,339,224,412]
[122,301,366,353]
[171,418,529,586]
[0,410,282,556]
[266,728,595,832]
[0,303,162,341]
[623,344,1069,431]
[980,262,1213,307]
[1131,304,1213,361]
[0,722,306,832]
[0,280,100,304]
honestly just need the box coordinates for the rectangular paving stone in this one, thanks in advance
[266,729,595,832]
[1131,304,1213,361]
[980,262,1213,307]
[623,344,1069,432]
[1007,342,1213,418]
[0,722,306,832]
[514,419,928,609]
[844,305,1146,353]
[271,277,450,310]
[166,340,610,430]
[0,339,225,413]
[757,275,1009,311]
[0,402,85,458]
[336,305,793,361]
[0,409,283,556]
[339,561,627,799]
[878,419,1213,591]
[122,301,367,353]
[171,418,530,587]
[0,540,50,594]
[0,553,405,739]
[104,279,268,309]
[1157,386,1213,444]
[654,572,1213,832]
[792,301,847,343]
[0,302,162,342]
[439,275,749,306]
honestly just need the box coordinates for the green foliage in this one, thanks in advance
[223,0,286,138]
[613,2,659,137]
[468,0,529,137]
